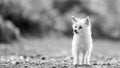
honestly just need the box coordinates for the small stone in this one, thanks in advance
[102,63,107,66]
[25,65,28,68]
[4,62,8,64]
[10,60,16,64]
[41,57,46,60]
[93,63,97,65]
[107,63,111,65]
[63,65,68,68]
[15,62,20,65]
[19,56,24,60]
[52,66,56,68]
[30,56,34,59]
[36,63,39,65]
[23,55,27,59]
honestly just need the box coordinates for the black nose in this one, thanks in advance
[74,30,78,33]
[74,30,77,32]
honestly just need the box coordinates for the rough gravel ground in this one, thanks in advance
[0,37,120,68]
[0,55,120,68]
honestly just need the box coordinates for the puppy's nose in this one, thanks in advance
[74,30,77,32]
[74,30,78,33]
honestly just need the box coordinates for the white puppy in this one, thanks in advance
[71,16,93,65]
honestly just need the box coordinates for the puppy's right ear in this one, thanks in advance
[71,16,78,23]
[85,16,90,26]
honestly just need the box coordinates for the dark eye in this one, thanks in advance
[79,26,83,29]
[75,26,77,28]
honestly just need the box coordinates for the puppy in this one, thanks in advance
[71,16,93,65]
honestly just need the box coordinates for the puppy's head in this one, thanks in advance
[71,16,90,34]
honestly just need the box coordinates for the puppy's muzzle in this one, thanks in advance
[74,30,78,33]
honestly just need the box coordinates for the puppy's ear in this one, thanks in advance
[71,16,78,23]
[85,16,90,26]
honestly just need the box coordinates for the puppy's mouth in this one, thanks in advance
[74,30,79,34]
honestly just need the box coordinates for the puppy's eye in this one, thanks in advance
[79,26,83,29]
[75,26,77,28]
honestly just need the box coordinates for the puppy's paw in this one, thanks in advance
[73,64,81,67]
[82,64,91,66]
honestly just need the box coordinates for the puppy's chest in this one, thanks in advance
[73,33,92,46]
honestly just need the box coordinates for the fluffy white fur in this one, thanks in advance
[71,16,93,65]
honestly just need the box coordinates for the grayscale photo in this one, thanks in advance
[0,0,120,68]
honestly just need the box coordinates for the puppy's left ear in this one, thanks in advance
[85,16,90,26]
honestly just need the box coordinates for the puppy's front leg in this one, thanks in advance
[86,50,91,65]
[72,46,79,65]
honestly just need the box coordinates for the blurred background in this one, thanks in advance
[0,0,120,57]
